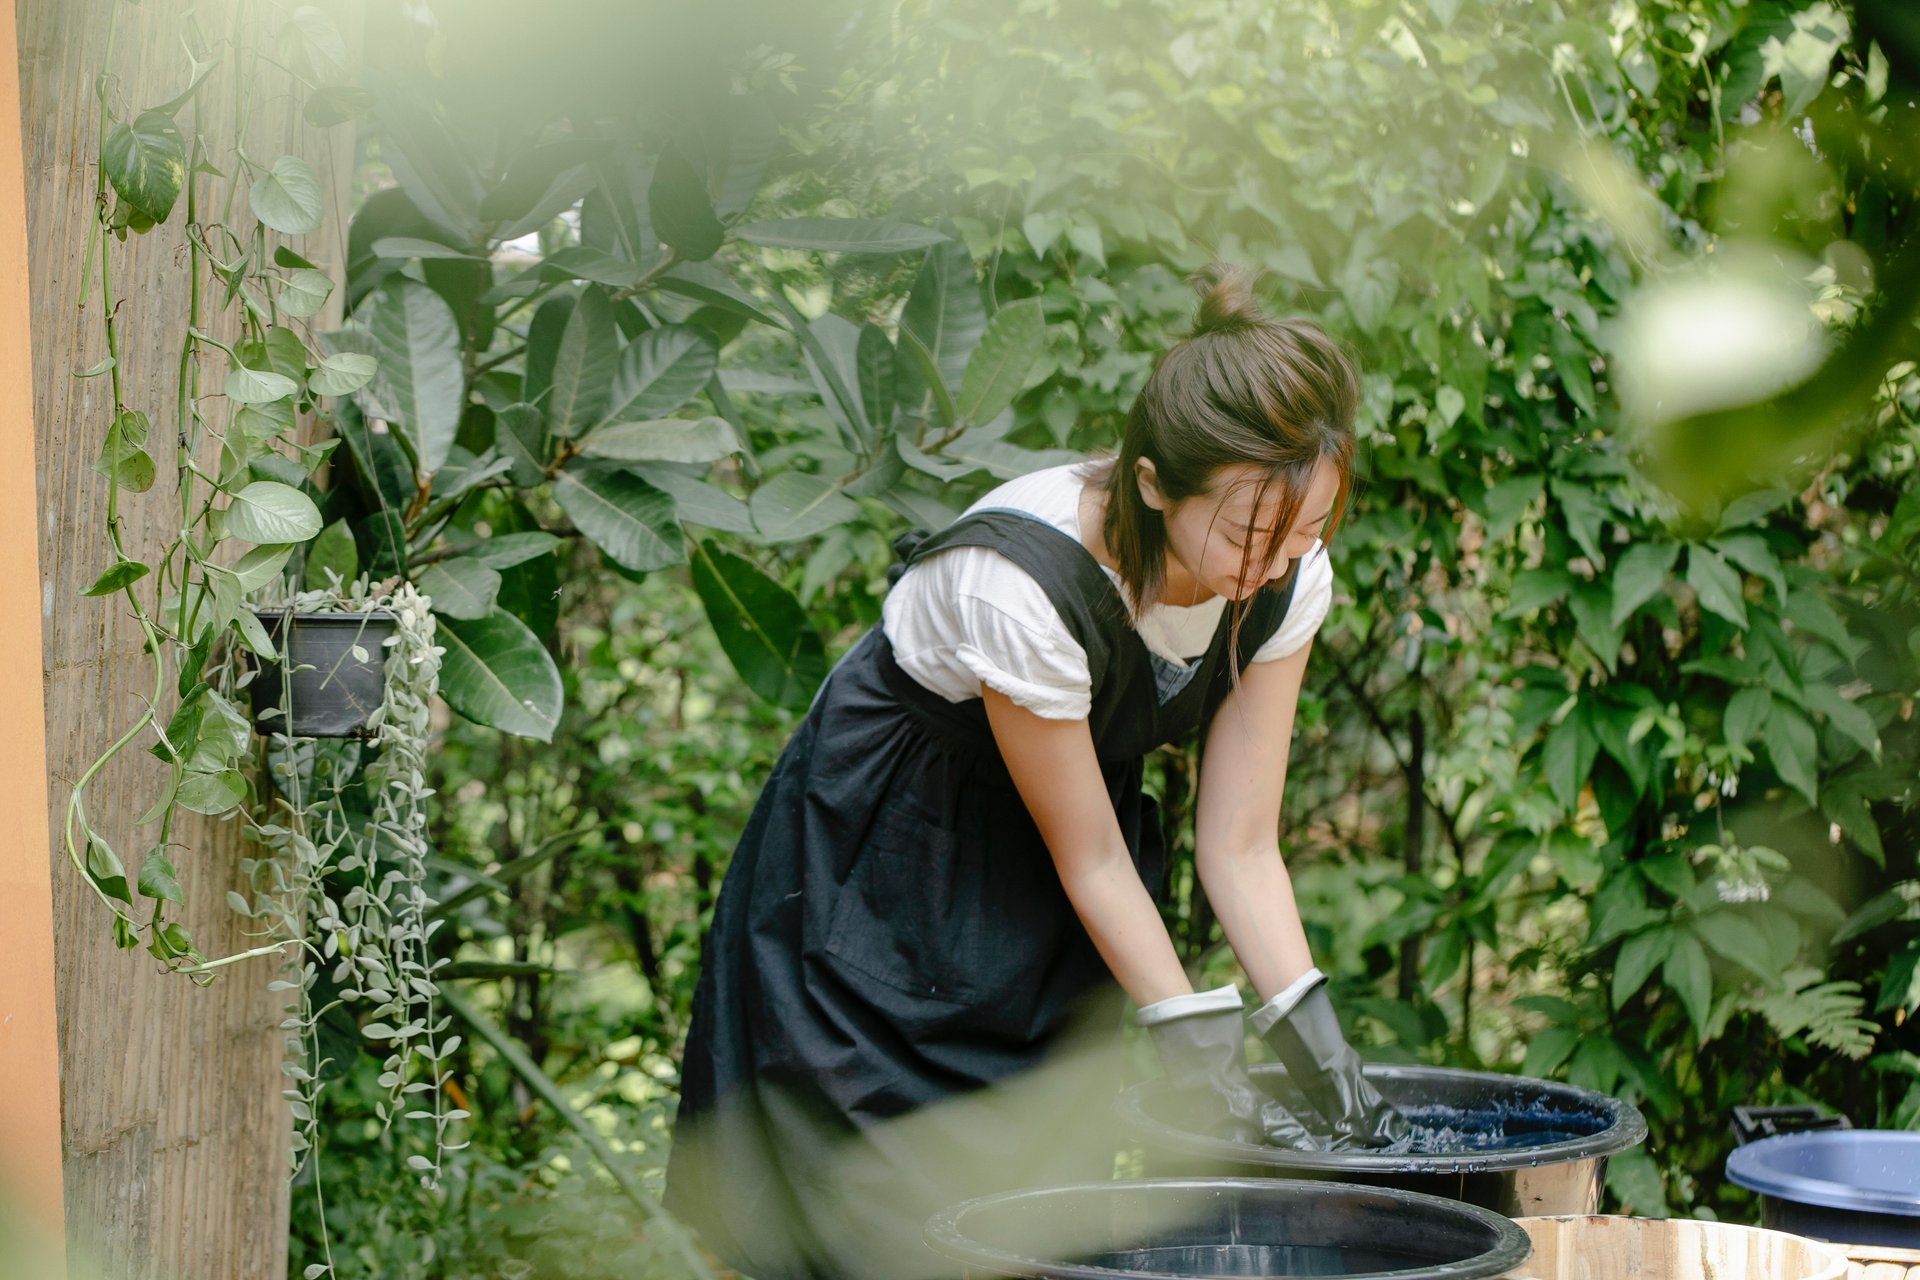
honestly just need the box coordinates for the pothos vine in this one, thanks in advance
[73,4,455,1270]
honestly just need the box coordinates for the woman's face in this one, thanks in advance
[1140,457,1342,605]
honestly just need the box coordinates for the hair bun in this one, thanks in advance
[1189,262,1266,336]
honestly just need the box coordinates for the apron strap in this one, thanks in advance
[897,508,1130,694]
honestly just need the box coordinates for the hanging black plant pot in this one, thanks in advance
[248,610,399,739]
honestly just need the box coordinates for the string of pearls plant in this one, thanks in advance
[237,578,461,1277]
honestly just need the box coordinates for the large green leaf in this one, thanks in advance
[438,610,563,741]
[367,279,464,475]
[1612,929,1675,1009]
[580,416,739,464]
[1764,699,1819,805]
[900,240,987,400]
[856,323,896,434]
[1712,532,1787,605]
[1542,704,1598,811]
[1479,475,1543,542]
[598,325,718,429]
[102,110,186,224]
[1723,686,1772,747]
[543,287,618,438]
[1804,682,1879,757]
[1609,541,1679,626]
[249,155,326,235]
[1663,932,1714,1041]
[304,518,359,590]
[748,472,860,543]
[1686,545,1749,629]
[730,218,949,254]
[223,481,323,545]
[493,402,548,488]
[800,313,870,451]
[657,263,780,328]
[689,541,826,711]
[955,298,1045,426]
[418,557,503,621]
[550,460,685,572]
[647,147,723,262]
[631,465,755,534]
[462,531,561,570]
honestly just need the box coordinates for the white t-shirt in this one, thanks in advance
[881,464,1333,720]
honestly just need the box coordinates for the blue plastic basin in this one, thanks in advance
[1726,1129,1920,1247]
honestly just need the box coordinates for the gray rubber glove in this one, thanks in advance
[1139,985,1324,1151]
[1252,969,1410,1150]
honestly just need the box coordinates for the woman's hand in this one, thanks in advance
[982,689,1191,1008]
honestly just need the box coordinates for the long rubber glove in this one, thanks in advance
[1253,969,1410,1150]
[1139,985,1324,1151]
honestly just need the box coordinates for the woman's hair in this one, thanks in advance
[1097,263,1358,625]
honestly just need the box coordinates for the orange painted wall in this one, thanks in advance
[0,0,71,1260]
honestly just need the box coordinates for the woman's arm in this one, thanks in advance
[982,688,1193,1007]
[1192,641,1319,1002]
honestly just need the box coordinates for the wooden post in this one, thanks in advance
[0,0,68,1268]
[18,2,354,1274]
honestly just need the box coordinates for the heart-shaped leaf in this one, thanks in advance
[103,110,186,224]
[224,365,299,404]
[175,769,248,815]
[277,268,335,318]
[250,155,326,235]
[82,559,150,597]
[309,351,378,397]
[223,481,323,545]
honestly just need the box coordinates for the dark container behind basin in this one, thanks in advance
[924,1178,1532,1279]
[1118,1064,1647,1218]
[249,611,397,739]
[1726,1130,1920,1248]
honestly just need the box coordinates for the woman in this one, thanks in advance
[665,265,1407,1279]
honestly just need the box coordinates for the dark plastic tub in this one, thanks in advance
[1118,1064,1647,1218]
[924,1178,1532,1279]
[248,610,397,738]
[1726,1130,1920,1248]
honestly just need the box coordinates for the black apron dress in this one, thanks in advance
[665,509,1298,1280]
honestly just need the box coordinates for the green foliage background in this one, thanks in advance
[270,0,1920,1274]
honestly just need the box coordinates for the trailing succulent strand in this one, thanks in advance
[239,576,457,1280]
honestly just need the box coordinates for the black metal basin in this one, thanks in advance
[924,1178,1532,1279]
[1118,1064,1647,1218]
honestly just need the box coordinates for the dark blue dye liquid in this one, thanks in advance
[1084,1244,1426,1275]
[1388,1101,1602,1155]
